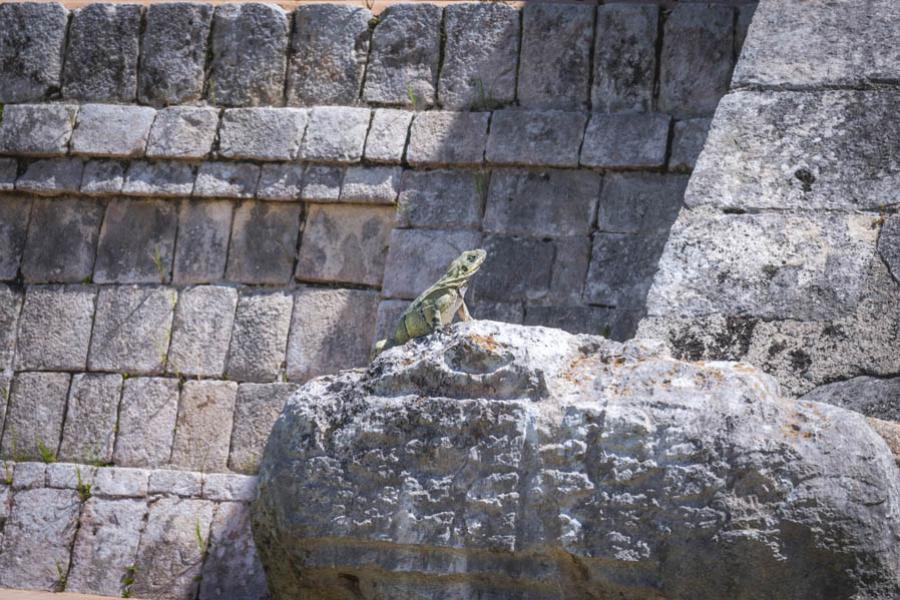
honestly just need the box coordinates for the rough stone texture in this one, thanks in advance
[0,2,68,103]
[139,2,214,106]
[517,4,594,110]
[59,373,122,465]
[173,201,233,284]
[0,200,30,280]
[203,474,258,503]
[475,235,555,302]
[257,163,305,201]
[226,202,302,285]
[439,3,519,110]
[581,113,671,169]
[593,5,659,113]
[16,158,84,196]
[869,418,900,468]
[300,165,343,202]
[524,304,617,338]
[93,466,149,497]
[584,231,671,309]
[407,111,489,167]
[879,215,900,282]
[229,383,298,474]
[149,469,203,497]
[219,108,308,161]
[194,162,260,199]
[88,286,177,374]
[381,228,482,300]
[364,109,413,163]
[0,159,16,191]
[21,197,103,283]
[71,104,156,158]
[226,291,293,383]
[209,3,289,107]
[94,200,177,283]
[170,380,237,472]
[340,166,401,205]
[296,204,393,286]
[15,285,96,371]
[286,288,379,382]
[287,4,372,106]
[122,160,196,198]
[80,160,125,196]
[597,173,688,235]
[659,5,734,118]
[199,502,268,600]
[46,462,94,490]
[363,4,442,106]
[670,118,711,172]
[735,3,757,57]
[300,106,370,163]
[62,3,141,102]
[1,372,69,461]
[0,104,77,156]
[254,321,900,599]
[168,286,238,378]
[146,107,220,159]
[0,285,22,370]
[801,377,900,422]
[11,462,46,490]
[396,169,484,230]
[486,110,588,168]
[114,377,179,468]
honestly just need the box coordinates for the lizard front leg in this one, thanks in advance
[457,298,472,322]
[421,302,444,333]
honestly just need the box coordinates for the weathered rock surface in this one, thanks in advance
[254,321,900,599]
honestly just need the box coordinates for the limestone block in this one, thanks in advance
[374,299,408,341]
[66,498,147,596]
[15,285,96,371]
[80,160,125,196]
[114,377,179,468]
[219,108,308,161]
[295,204,393,286]
[486,110,588,168]
[381,228,482,300]
[364,109,413,163]
[0,2,68,102]
[483,169,601,238]
[62,3,141,102]
[209,3,289,107]
[21,197,104,283]
[524,304,614,337]
[170,380,237,472]
[396,169,483,229]
[659,5,734,118]
[300,106,370,163]
[198,502,268,600]
[469,300,524,325]
[286,288,379,382]
[1,372,69,461]
[287,4,372,105]
[518,4,594,110]
[71,104,156,158]
[225,201,302,284]
[146,107,220,159]
[584,231,669,308]
[94,200,177,283]
[228,383,298,474]
[194,162,260,199]
[225,291,293,383]
[597,173,688,235]
[149,469,204,497]
[878,216,900,282]
[168,286,238,378]
[203,473,258,502]
[46,463,95,490]
[300,165,343,201]
[0,104,77,156]
[363,4,442,106]
[0,200,30,280]
[93,467,149,497]
[474,234,555,302]
[439,3,518,110]
[581,112,670,169]
[88,286,177,374]
[0,159,15,191]
[547,236,592,306]
[407,111,489,167]
[340,166,401,204]
[0,285,23,370]
[16,158,84,196]
[139,2,214,106]
[801,377,900,422]
[11,462,46,490]
[257,163,304,201]
[173,201,233,284]
[592,4,659,113]
[670,118,711,172]
[122,160,196,198]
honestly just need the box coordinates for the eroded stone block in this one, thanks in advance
[396,169,484,229]
[474,235,555,302]
[593,5,659,113]
[170,380,237,472]
[597,173,688,235]
[94,200,177,283]
[15,285,96,370]
[202,473,257,502]
[407,111,489,167]
[226,291,293,383]
[585,230,671,308]
[1,372,69,461]
[149,469,203,497]
[219,108,308,161]
[300,165,343,202]
[486,110,588,168]
[168,286,238,378]
[581,113,670,169]
[257,163,304,201]
[16,158,84,196]
[340,166,401,205]
[381,228,482,300]
[21,198,104,283]
[0,2,68,102]
[199,502,268,600]
[0,159,15,191]
[93,467,149,497]
[146,107,220,159]
[0,200,30,280]
[114,377,179,468]
[670,118,711,172]
[80,160,125,196]
[364,109,413,163]
[194,162,260,199]
[228,383,298,474]
[173,201,233,284]
[226,201,301,284]
[122,160,195,198]
[300,106,370,163]
[58,374,122,465]
[0,285,23,369]
[0,104,77,156]
[71,104,156,158]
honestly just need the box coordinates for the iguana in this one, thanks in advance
[373,249,487,356]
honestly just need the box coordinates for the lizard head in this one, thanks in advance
[442,249,487,285]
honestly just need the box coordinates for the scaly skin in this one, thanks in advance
[373,249,487,356]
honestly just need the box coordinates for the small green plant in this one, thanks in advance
[3,462,13,486]
[472,170,489,198]
[75,466,92,502]
[194,518,208,554]
[36,438,56,463]
[121,563,137,598]
[150,246,166,282]
[55,561,68,592]
[81,275,92,284]
[469,78,501,111]
[368,15,380,30]
[406,82,419,109]
[0,103,4,126]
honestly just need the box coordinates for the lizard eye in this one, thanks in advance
[461,265,468,272]
[468,256,475,262]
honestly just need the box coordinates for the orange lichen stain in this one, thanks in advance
[563,353,598,384]
[468,334,499,353]
[733,363,756,374]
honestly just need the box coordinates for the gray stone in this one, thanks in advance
[209,3,289,107]
[659,5,734,118]
[295,204,393,286]
[439,3,518,110]
[524,305,614,337]
[62,3,141,102]
[801,377,900,422]
[592,5,659,113]
[148,469,203,497]
[0,2,68,102]
[584,230,669,309]
[486,110,588,168]
[219,108,308,161]
[257,164,304,201]
[16,158,84,196]
[0,104,77,156]
[286,288,379,382]
[1,372,69,461]
[226,291,293,383]
[0,159,15,191]
[46,463,95,490]
[122,160,196,197]
[374,299,408,342]
[194,162,260,199]
[21,197,104,283]
[597,173,688,234]
[670,118,711,172]
[71,104,156,158]
[381,228,482,300]
[364,109,413,163]
[168,286,238,378]
[581,113,671,169]
[469,300,524,325]
[146,107,220,159]
[228,383,298,474]
[199,502,268,600]
[287,4,372,106]
[113,377,179,468]
[407,111,489,167]
[66,498,147,596]
[92,467,149,497]
[80,160,125,195]
[484,169,601,238]
[300,106,370,163]
[58,374,122,465]
[879,215,900,282]
[170,380,237,472]
[735,3,757,58]
[548,236,592,306]
[203,474,257,503]
[518,4,594,110]
[474,234,555,302]
[139,2,214,106]
[11,462,46,490]
[340,166,401,205]
[226,201,302,284]
[15,285,96,370]
[0,285,22,370]
[0,488,80,590]
[363,4,442,106]
[396,169,484,229]
[300,165,343,202]
[94,200,177,283]
[173,201,233,284]
[0,200,30,280]
[88,286,177,374]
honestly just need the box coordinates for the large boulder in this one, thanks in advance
[252,321,900,599]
